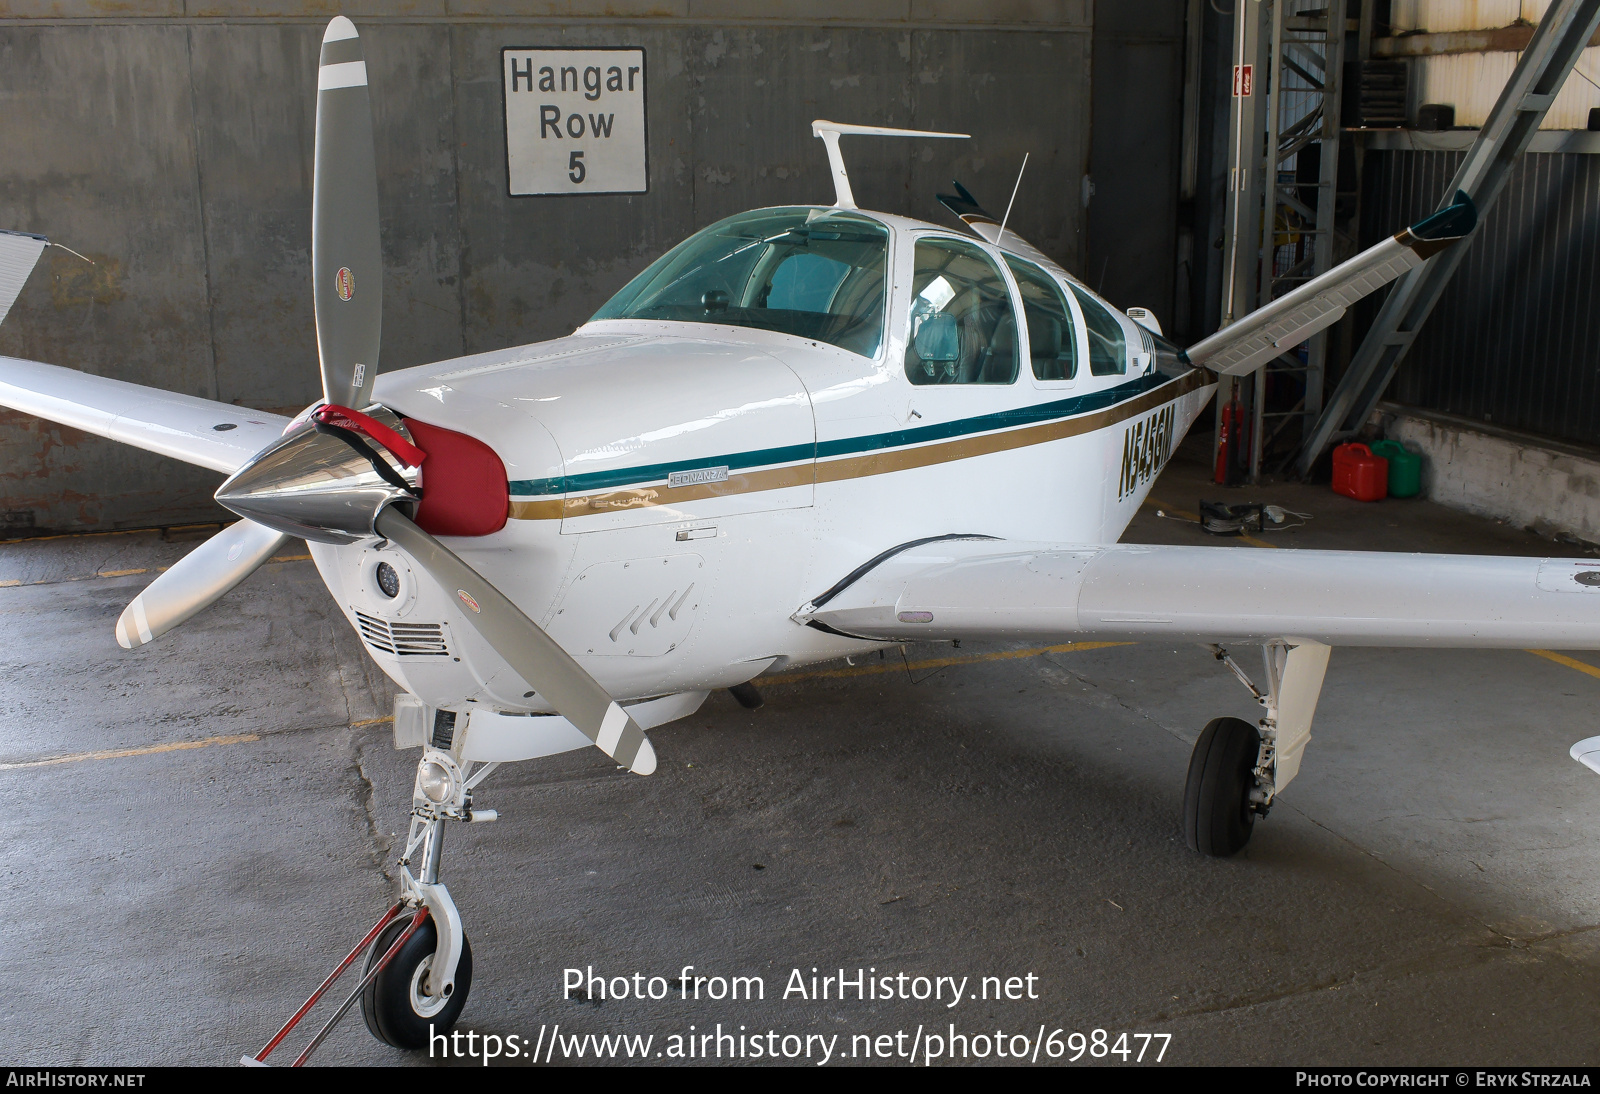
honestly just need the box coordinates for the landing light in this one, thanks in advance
[375,561,400,598]
[419,759,455,804]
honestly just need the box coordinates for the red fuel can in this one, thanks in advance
[1332,442,1388,502]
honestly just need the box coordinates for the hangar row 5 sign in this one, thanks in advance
[502,48,647,196]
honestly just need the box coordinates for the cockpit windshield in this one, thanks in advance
[590,208,889,358]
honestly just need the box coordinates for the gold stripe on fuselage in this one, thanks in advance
[507,369,1210,521]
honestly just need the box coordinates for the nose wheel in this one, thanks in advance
[361,914,474,1049]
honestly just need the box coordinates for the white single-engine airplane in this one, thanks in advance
[0,16,1592,1059]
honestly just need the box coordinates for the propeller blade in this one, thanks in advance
[115,520,290,649]
[373,507,657,775]
[313,16,382,409]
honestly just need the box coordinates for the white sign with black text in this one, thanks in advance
[502,48,647,196]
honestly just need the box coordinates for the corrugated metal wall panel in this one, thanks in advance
[1368,150,1600,446]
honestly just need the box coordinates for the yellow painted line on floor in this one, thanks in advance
[0,732,262,771]
[1145,496,1277,549]
[1527,649,1600,681]
[98,568,148,577]
[352,716,394,727]
[270,554,313,563]
[764,641,1134,686]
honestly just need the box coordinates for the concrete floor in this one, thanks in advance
[6,438,1600,1067]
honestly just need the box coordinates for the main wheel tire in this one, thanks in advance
[359,914,473,1050]
[1183,716,1261,857]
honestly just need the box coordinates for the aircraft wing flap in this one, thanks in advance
[0,356,291,475]
[801,539,1600,649]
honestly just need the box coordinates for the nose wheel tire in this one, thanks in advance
[1184,716,1261,857]
[359,914,473,1049]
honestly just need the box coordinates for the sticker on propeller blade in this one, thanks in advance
[335,267,355,301]
[457,589,481,614]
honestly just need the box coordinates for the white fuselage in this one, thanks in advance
[308,212,1215,714]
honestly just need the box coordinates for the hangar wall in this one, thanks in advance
[1367,149,1600,450]
[1085,0,1187,330]
[0,1,1097,535]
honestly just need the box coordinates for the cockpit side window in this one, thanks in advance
[904,238,1019,386]
[1004,256,1079,382]
[590,208,889,358]
[1067,283,1127,376]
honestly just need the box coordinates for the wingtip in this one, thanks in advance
[1409,189,1477,242]
[324,15,358,43]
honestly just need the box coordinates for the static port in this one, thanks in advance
[376,561,400,598]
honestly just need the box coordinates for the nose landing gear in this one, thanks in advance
[359,747,495,1049]
[243,747,496,1064]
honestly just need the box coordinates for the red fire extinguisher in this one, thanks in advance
[1215,391,1244,485]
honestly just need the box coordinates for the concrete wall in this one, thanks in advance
[1380,402,1600,545]
[0,1,1094,534]
[1086,0,1185,325]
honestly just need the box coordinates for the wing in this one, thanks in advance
[1186,191,1477,377]
[798,538,1600,649]
[0,356,291,475]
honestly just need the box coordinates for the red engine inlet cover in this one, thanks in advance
[404,417,509,537]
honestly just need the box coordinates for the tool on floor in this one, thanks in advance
[1197,501,1312,536]
[1200,501,1264,535]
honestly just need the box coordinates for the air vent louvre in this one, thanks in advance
[354,610,449,657]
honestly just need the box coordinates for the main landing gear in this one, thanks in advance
[244,745,497,1064]
[1184,640,1330,857]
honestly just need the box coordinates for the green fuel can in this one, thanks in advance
[1371,439,1422,498]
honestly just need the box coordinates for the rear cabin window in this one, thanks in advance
[590,208,889,358]
[904,238,1019,386]
[1068,284,1128,376]
[1004,256,1079,382]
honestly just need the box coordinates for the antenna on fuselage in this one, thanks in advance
[810,119,969,210]
[997,152,1029,240]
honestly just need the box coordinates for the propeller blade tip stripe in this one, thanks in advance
[130,596,153,646]
[631,739,657,776]
[318,61,368,90]
[596,703,629,755]
[114,615,133,650]
[324,16,359,43]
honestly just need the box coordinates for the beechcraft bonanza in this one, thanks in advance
[0,15,1592,1062]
